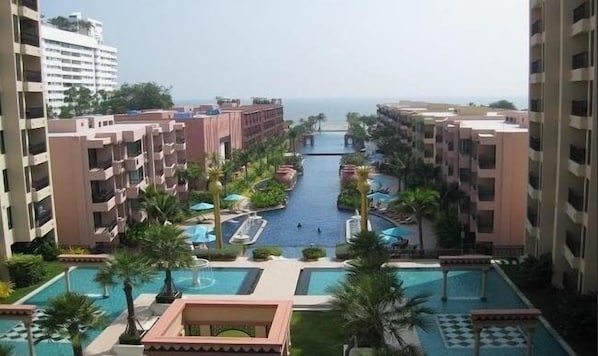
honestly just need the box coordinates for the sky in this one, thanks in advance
[42,0,529,101]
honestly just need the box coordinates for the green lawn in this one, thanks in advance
[1,261,63,304]
[290,311,345,356]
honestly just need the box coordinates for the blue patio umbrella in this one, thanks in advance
[367,192,392,201]
[185,225,215,243]
[190,202,214,211]
[380,234,401,244]
[223,194,248,202]
[380,195,398,203]
[381,226,412,238]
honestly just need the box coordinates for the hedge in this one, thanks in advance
[335,244,353,261]
[194,246,242,261]
[302,247,326,261]
[252,246,283,260]
[7,254,45,288]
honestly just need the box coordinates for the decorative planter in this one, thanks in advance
[155,291,182,304]
[113,343,144,356]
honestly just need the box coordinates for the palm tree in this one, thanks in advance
[394,188,439,253]
[329,271,432,350]
[141,225,193,303]
[94,251,155,344]
[235,148,252,182]
[316,112,326,131]
[140,185,182,225]
[38,292,107,356]
[347,231,389,275]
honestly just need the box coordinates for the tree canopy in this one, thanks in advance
[488,99,517,110]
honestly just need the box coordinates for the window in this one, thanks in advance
[3,170,9,192]
[7,207,13,229]
[0,132,4,154]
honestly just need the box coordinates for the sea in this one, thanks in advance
[175,96,528,131]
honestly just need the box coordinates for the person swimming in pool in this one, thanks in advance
[317,227,322,234]
[297,222,302,228]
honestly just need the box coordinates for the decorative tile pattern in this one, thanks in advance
[436,314,527,349]
[0,309,105,344]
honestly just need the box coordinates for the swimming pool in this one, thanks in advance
[300,131,355,155]
[295,267,569,355]
[0,267,262,355]
[246,155,399,257]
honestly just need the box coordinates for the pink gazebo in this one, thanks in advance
[142,299,293,356]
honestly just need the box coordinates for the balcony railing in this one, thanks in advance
[572,52,589,70]
[527,207,538,227]
[569,145,586,164]
[24,70,42,82]
[568,189,584,211]
[91,158,113,170]
[32,176,49,191]
[25,106,44,119]
[92,190,115,203]
[571,100,589,116]
[530,137,541,151]
[28,142,46,155]
[35,209,52,227]
[20,31,39,47]
[573,2,590,23]
[478,157,496,169]
[528,173,540,189]
[529,99,542,112]
[530,60,543,74]
[478,186,495,201]
[565,230,581,257]
[531,20,543,35]
[20,0,38,11]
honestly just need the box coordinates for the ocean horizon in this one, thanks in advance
[175,96,528,130]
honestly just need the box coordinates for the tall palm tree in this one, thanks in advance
[141,225,193,303]
[347,231,389,275]
[329,271,431,350]
[94,251,155,344]
[38,292,107,356]
[140,185,182,225]
[316,112,326,131]
[394,188,439,252]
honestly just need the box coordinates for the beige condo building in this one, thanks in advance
[527,0,597,293]
[48,116,187,249]
[0,0,57,259]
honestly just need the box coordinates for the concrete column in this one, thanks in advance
[63,266,71,292]
[24,321,35,356]
[480,269,488,301]
[441,270,448,301]
[473,326,481,356]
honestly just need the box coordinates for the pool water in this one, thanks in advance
[247,155,398,257]
[296,268,568,356]
[0,267,261,355]
[299,131,355,155]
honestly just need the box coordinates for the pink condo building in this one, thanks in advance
[48,116,187,249]
[115,109,243,168]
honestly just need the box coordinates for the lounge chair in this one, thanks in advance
[400,216,416,225]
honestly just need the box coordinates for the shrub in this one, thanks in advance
[335,244,353,261]
[6,254,45,288]
[337,182,360,209]
[251,182,287,208]
[195,246,242,261]
[517,253,553,289]
[60,246,90,255]
[252,246,283,260]
[120,221,149,248]
[189,190,213,205]
[341,153,366,166]
[302,247,326,261]
[30,235,60,261]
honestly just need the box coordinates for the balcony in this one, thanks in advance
[530,60,544,83]
[126,178,148,199]
[530,20,544,46]
[572,2,593,35]
[113,159,125,174]
[568,144,588,177]
[176,181,188,193]
[35,209,54,237]
[569,113,594,130]
[163,142,175,155]
[564,231,581,269]
[94,219,118,242]
[32,176,50,202]
[528,99,543,122]
[525,207,539,237]
[175,141,186,151]
[89,159,114,181]
[117,217,127,233]
[566,189,585,224]
[164,164,176,177]
[527,173,541,200]
[22,70,43,92]
[20,0,37,11]
[477,157,496,177]
[28,142,46,155]
[530,136,541,151]
[154,172,165,185]
[124,153,144,171]
[115,188,126,205]
[477,186,495,202]
[28,142,48,166]
[20,31,39,47]
[153,150,164,161]
[571,100,590,117]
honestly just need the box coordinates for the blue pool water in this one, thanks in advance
[246,154,398,257]
[0,267,261,355]
[296,268,568,356]
[300,131,355,155]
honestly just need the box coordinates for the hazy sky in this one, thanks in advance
[42,0,529,101]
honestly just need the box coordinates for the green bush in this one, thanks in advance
[337,182,360,209]
[30,235,60,261]
[6,254,45,288]
[252,246,283,260]
[341,153,366,166]
[194,246,242,261]
[302,247,326,261]
[189,190,213,204]
[335,244,353,261]
[518,253,553,289]
[120,220,149,248]
[251,182,287,208]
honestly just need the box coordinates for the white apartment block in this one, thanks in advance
[41,13,117,113]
